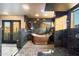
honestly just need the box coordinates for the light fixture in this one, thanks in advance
[22,4,30,10]
[0,25,1,28]
[44,14,47,16]
[37,19,39,21]
[2,12,8,15]
[34,21,37,23]
[35,14,39,17]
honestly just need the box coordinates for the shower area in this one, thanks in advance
[2,20,21,56]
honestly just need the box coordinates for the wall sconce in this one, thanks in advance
[34,21,37,23]
[0,25,2,28]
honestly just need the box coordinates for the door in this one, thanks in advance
[2,20,21,43]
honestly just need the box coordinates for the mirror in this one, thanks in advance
[30,18,54,35]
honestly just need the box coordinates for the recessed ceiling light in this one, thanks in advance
[44,14,47,16]
[35,14,39,17]
[22,4,30,10]
[2,12,8,15]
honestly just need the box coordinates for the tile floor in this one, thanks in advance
[2,44,18,56]
[16,41,71,56]
[16,41,54,56]
[2,41,70,56]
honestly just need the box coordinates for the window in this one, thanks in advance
[55,15,67,31]
[73,7,79,28]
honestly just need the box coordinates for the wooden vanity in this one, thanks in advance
[32,33,50,45]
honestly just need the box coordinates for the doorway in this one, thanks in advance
[2,20,21,43]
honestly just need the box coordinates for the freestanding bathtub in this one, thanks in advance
[31,33,50,45]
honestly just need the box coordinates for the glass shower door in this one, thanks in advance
[3,22,11,42]
[2,20,21,43]
[13,22,20,41]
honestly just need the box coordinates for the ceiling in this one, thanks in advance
[0,3,78,18]
[45,3,78,11]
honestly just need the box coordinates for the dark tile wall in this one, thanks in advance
[0,28,2,56]
[54,30,64,47]
[67,28,79,55]
[54,11,79,55]
[54,11,68,47]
